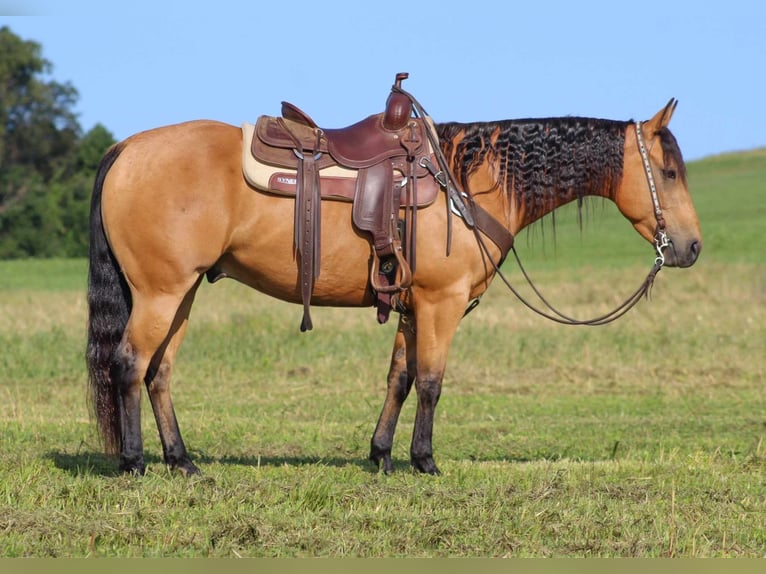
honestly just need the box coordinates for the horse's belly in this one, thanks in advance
[215,240,375,308]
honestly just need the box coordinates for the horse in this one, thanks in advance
[86,97,701,476]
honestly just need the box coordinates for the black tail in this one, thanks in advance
[86,143,130,455]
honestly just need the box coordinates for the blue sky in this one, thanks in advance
[2,1,764,161]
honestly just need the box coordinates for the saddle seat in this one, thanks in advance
[243,73,441,330]
[279,102,423,169]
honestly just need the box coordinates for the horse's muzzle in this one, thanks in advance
[665,237,702,268]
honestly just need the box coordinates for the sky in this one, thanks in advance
[2,1,764,162]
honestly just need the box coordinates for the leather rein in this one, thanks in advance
[484,120,670,326]
[396,84,670,326]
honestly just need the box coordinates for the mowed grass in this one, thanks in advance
[0,150,764,557]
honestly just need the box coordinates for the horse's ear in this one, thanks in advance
[646,98,678,131]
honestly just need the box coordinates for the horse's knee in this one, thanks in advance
[389,368,414,402]
[110,341,138,392]
[146,361,172,393]
[415,374,442,405]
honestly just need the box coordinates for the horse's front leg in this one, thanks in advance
[409,296,465,475]
[370,315,417,473]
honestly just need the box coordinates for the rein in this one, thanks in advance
[395,81,670,326]
[475,120,670,326]
[469,120,670,326]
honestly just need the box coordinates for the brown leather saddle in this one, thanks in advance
[249,73,440,330]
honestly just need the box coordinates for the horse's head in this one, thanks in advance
[615,100,702,268]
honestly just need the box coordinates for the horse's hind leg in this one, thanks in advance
[111,338,145,474]
[143,278,203,476]
[370,315,416,474]
[116,278,201,475]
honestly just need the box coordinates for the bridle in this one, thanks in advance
[635,120,671,268]
[394,84,671,326]
[477,119,672,326]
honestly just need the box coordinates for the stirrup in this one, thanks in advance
[370,245,412,294]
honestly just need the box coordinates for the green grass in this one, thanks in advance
[0,258,88,292]
[0,150,764,557]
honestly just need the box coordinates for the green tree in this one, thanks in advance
[58,124,116,256]
[0,26,80,185]
[0,26,115,258]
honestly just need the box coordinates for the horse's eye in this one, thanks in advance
[663,168,677,180]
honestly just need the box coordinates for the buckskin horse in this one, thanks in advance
[86,76,701,476]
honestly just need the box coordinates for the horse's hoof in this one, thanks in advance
[411,456,441,476]
[178,463,201,477]
[119,458,146,476]
[170,458,201,477]
[369,451,395,474]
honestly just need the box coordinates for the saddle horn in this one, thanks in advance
[383,73,413,131]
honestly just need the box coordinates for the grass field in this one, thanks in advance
[0,150,764,557]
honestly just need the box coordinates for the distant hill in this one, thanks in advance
[686,148,765,264]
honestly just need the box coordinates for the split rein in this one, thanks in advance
[482,121,670,326]
[395,85,670,326]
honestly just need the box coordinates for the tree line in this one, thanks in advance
[0,26,116,258]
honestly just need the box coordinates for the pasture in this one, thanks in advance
[0,149,764,557]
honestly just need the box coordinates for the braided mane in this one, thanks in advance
[436,117,629,225]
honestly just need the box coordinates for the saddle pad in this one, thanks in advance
[241,123,441,206]
[242,123,358,201]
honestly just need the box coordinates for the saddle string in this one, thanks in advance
[394,83,668,325]
[406,160,418,273]
[392,84,474,260]
[393,85,516,263]
[277,116,323,331]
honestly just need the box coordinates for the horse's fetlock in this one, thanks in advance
[370,441,389,458]
[170,458,201,477]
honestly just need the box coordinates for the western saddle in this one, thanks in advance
[248,73,442,330]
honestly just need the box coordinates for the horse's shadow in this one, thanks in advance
[47,450,398,478]
[48,449,570,478]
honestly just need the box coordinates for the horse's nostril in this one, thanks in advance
[690,240,701,261]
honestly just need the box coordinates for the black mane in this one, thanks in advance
[436,117,629,224]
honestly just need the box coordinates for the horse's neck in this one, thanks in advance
[456,121,626,234]
[512,172,617,232]
[453,159,613,240]
[439,118,627,236]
